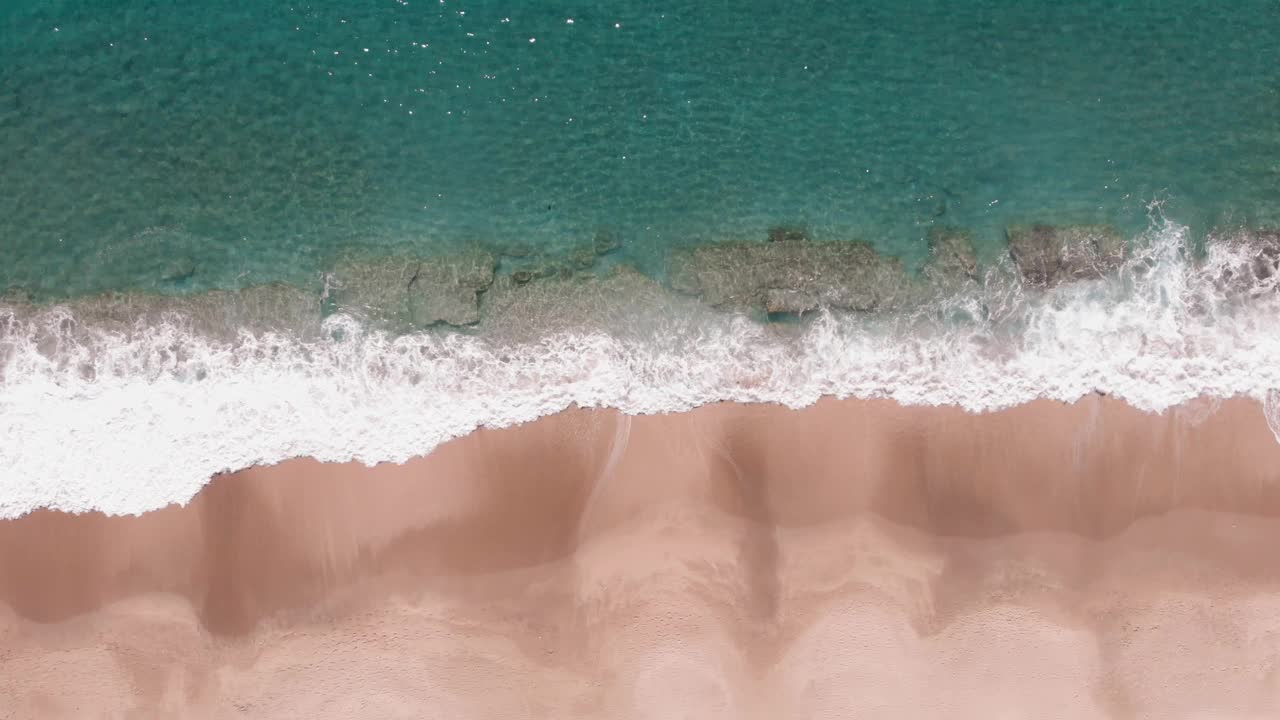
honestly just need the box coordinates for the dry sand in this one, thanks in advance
[3,395,1280,718]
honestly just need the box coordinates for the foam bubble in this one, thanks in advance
[1265,391,1280,446]
[2,220,1279,518]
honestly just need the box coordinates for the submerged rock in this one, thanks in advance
[767,226,809,243]
[0,288,32,307]
[592,229,622,255]
[923,226,979,283]
[1006,224,1125,286]
[1210,228,1280,294]
[192,284,326,336]
[47,283,325,339]
[329,249,496,328]
[503,257,573,285]
[91,226,217,293]
[499,231,624,283]
[568,245,598,270]
[480,264,696,341]
[764,288,824,314]
[160,257,197,283]
[1236,229,1280,283]
[669,239,907,314]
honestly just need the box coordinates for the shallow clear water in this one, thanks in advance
[3,0,1278,297]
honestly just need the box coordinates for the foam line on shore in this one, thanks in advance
[1,219,1279,517]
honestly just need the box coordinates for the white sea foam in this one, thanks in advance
[1,219,1279,518]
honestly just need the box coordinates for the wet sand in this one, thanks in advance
[3,395,1280,718]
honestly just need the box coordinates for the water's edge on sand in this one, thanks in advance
[4,395,1280,717]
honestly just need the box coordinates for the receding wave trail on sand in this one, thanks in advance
[1,219,1279,518]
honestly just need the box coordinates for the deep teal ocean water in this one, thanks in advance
[2,0,1278,298]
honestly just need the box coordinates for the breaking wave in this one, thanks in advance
[2,218,1279,518]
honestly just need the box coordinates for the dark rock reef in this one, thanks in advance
[922,226,979,284]
[498,230,623,284]
[1211,228,1280,295]
[1247,230,1280,282]
[669,236,907,315]
[479,264,690,341]
[1006,224,1125,287]
[328,249,496,328]
[1,284,326,345]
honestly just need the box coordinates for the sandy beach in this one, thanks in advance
[3,395,1280,718]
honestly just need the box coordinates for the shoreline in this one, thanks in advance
[3,220,1280,518]
[4,395,1280,717]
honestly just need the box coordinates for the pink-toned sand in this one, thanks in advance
[3,396,1280,718]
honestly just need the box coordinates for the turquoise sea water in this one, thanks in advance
[6,0,1280,517]
[2,0,1278,299]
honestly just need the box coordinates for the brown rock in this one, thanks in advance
[924,227,979,282]
[765,288,822,314]
[569,246,598,270]
[0,288,32,306]
[1244,230,1280,282]
[1007,224,1125,286]
[330,249,496,329]
[1210,228,1280,294]
[592,230,622,255]
[47,284,325,340]
[669,240,905,314]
